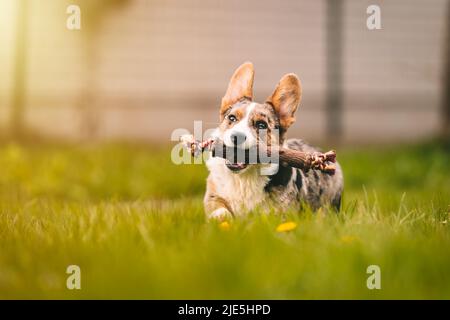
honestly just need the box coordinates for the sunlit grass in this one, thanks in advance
[0,140,449,299]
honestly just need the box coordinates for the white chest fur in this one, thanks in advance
[206,157,270,215]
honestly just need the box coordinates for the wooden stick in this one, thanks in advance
[180,135,337,175]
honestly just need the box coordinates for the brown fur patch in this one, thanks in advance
[266,74,302,130]
[220,62,254,119]
[234,107,245,120]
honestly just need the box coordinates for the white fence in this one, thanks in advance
[0,0,448,144]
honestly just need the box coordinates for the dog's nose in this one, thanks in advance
[230,132,247,146]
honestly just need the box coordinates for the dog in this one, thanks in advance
[205,62,343,219]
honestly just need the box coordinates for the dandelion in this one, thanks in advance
[219,221,231,231]
[340,235,359,244]
[276,221,297,233]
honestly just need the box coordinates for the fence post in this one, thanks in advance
[442,0,450,139]
[325,0,344,143]
[11,0,29,139]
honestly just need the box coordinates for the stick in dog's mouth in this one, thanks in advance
[180,134,337,175]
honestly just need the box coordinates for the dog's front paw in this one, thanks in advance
[208,208,233,220]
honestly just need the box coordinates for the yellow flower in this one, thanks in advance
[340,235,359,244]
[219,221,231,231]
[276,221,297,233]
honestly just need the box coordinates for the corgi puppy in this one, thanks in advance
[205,62,343,219]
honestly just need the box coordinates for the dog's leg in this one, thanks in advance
[204,179,234,220]
[204,194,234,220]
[208,207,233,220]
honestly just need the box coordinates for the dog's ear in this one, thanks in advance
[221,62,254,119]
[266,73,301,130]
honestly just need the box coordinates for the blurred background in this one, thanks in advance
[1,1,450,300]
[0,0,449,144]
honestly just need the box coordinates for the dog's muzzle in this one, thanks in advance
[225,160,248,172]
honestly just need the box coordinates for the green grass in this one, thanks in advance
[0,140,449,299]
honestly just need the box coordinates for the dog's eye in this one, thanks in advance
[255,121,268,130]
[228,115,237,122]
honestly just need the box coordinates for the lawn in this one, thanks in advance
[0,140,449,299]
